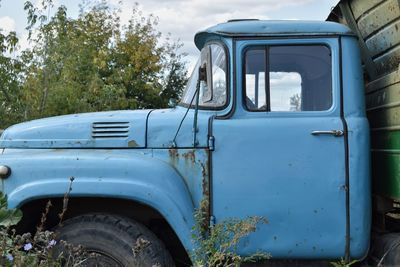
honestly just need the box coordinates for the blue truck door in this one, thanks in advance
[211,38,347,258]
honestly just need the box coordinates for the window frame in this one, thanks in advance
[242,45,269,112]
[179,41,230,111]
[242,43,333,113]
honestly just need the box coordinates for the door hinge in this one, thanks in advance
[209,215,216,228]
[208,136,215,151]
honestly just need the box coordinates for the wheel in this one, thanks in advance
[371,233,400,266]
[55,213,175,267]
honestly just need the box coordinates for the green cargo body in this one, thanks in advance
[328,0,400,201]
[367,68,400,200]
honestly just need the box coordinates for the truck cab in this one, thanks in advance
[0,20,371,266]
[189,19,370,260]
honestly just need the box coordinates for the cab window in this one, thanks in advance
[244,45,332,112]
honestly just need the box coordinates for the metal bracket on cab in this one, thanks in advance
[208,136,215,151]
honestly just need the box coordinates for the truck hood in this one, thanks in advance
[0,110,151,149]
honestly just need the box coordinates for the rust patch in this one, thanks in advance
[198,198,210,235]
[168,148,179,167]
[200,162,209,197]
[168,149,211,230]
[200,150,210,197]
[199,150,210,232]
[128,140,139,147]
[182,150,196,163]
[168,148,179,159]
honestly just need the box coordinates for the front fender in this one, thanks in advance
[1,149,195,252]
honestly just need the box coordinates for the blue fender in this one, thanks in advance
[2,148,195,252]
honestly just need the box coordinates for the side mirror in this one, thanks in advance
[200,46,213,103]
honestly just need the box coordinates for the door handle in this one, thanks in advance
[311,130,344,137]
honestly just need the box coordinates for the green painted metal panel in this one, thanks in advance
[367,83,400,129]
[371,131,400,150]
[368,105,400,129]
[372,151,400,200]
[367,68,400,200]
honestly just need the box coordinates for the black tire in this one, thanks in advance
[55,213,175,267]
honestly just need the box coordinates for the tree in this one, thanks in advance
[290,93,301,111]
[160,40,188,106]
[0,0,187,127]
[0,25,25,128]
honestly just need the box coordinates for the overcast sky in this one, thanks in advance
[0,0,339,70]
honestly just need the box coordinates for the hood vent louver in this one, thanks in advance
[92,122,130,139]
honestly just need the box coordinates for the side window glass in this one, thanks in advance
[270,72,302,111]
[245,49,266,111]
[269,46,332,111]
[244,45,332,112]
[210,44,227,106]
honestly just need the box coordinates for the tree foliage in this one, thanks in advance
[0,17,25,127]
[0,0,188,128]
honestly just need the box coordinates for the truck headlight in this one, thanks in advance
[0,165,11,179]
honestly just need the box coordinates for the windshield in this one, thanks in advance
[181,43,227,108]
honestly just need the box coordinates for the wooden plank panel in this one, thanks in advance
[357,0,400,39]
[339,2,379,79]
[365,20,400,57]
[373,45,400,75]
[350,0,384,20]
[366,82,400,111]
[366,67,400,94]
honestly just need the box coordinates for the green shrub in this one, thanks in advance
[191,199,270,267]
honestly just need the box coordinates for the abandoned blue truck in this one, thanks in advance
[0,0,399,266]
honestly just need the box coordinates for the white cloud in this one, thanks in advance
[106,0,320,73]
[0,16,16,33]
[17,31,37,53]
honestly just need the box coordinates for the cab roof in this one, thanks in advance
[194,20,353,49]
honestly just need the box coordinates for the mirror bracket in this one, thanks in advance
[199,64,207,82]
